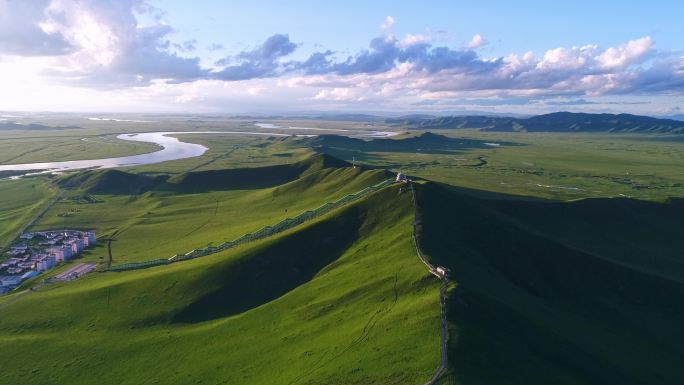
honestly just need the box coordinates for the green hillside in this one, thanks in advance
[0,178,56,248]
[0,182,442,384]
[415,182,684,385]
[33,154,390,264]
[166,152,351,191]
[58,169,163,195]
[3,151,684,385]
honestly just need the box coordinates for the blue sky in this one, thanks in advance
[155,0,684,58]
[0,0,682,115]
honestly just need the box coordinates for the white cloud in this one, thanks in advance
[466,34,487,49]
[596,36,654,70]
[535,45,598,71]
[402,33,432,46]
[380,16,395,31]
[0,0,75,56]
[0,1,680,115]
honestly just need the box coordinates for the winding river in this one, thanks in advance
[0,128,399,178]
[0,131,301,177]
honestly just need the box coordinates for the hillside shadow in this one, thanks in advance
[57,153,353,195]
[414,182,684,384]
[171,206,363,324]
[162,163,306,192]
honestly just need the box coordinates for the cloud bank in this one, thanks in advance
[0,1,682,113]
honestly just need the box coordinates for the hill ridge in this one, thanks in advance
[386,111,684,133]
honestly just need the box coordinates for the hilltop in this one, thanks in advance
[387,112,684,133]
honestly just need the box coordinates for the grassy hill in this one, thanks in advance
[4,150,684,384]
[415,182,684,385]
[302,132,506,155]
[34,154,390,264]
[387,112,684,133]
[58,169,163,195]
[166,153,351,191]
[0,182,441,384]
[0,178,56,247]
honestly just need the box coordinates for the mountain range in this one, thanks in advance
[386,112,684,133]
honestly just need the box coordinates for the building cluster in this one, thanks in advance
[0,230,96,293]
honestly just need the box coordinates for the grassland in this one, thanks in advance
[306,130,684,200]
[0,181,441,385]
[2,116,684,384]
[5,115,683,201]
[0,178,56,248]
[29,155,389,264]
[0,129,160,164]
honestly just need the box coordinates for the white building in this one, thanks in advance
[36,255,56,272]
[84,231,96,247]
[49,247,65,262]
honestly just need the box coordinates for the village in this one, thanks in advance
[0,230,96,294]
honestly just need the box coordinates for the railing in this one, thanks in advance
[103,178,394,272]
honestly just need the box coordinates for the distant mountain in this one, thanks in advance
[386,112,684,133]
[0,122,54,130]
[0,121,79,130]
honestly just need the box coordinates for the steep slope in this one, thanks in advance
[0,184,442,385]
[37,154,389,265]
[57,169,163,195]
[415,183,684,385]
[54,153,351,195]
[166,153,350,191]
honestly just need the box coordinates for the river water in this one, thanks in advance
[0,131,302,177]
[0,128,399,178]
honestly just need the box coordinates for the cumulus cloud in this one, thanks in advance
[466,34,487,49]
[1,0,682,113]
[0,0,75,56]
[596,36,653,70]
[212,34,297,80]
[400,29,450,47]
[380,16,395,31]
[1,0,207,87]
[301,35,683,105]
[296,36,499,77]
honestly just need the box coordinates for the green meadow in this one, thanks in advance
[0,178,55,248]
[0,129,159,164]
[309,130,684,201]
[31,155,388,264]
[1,119,684,384]
[0,180,441,385]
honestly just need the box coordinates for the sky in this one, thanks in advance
[0,0,683,116]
